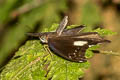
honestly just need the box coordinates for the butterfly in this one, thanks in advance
[27,16,110,62]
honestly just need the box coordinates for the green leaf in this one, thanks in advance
[0,24,91,80]
[85,45,100,58]
[0,40,48,80]
[47,55,90,80]
[0,40,90,80]
[67,25,81,29]
[93,28,117,36]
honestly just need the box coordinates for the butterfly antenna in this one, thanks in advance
[26,33,42,37]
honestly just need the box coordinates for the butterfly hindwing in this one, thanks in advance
[56,16,68,36]
[48,37,89,62]
[62,25,85,36]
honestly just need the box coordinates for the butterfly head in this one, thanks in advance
[39,33,48,43]
[39,32,57,44]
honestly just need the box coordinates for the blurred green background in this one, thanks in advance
[0,0,120,80]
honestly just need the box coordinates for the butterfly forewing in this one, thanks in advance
[48,32,110,62]
[68,32,111,44]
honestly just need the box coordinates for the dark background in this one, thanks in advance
[0,0,120,80]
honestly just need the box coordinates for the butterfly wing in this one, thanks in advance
[62,25,85,36]
[56,16,68,36]
[48,32,110,62]
[48,37,88,62]
[56,16,85,36]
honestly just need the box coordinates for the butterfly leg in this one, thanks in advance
[43,45,53,58]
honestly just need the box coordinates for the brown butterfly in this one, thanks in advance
[27,16,110,62]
